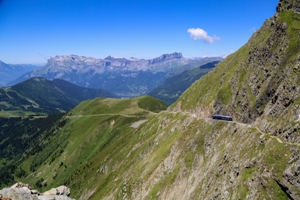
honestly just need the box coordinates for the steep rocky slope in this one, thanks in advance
[24,108,297,199]
[172,0,300,143]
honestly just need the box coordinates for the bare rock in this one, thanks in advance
[40,186,73,200]
[11,182,31,190]
[0,188,38,200]
[22,187,32,194]
[243,158,256,168]
[31,190,40,196]
[37,195,74,200]
[42,188,58,196]
[0,183,74,200]
[283,159,300,190]
[56,186,70,196]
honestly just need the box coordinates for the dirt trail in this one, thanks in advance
[169,110,300,147]
[130,119,148,128]
[67,113,141,118]
[67,110,300,147]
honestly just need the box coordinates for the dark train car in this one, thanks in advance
[212,115,233,121]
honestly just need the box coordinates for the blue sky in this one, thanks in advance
[0,0,279,64]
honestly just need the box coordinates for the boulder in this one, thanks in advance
[42,188,58,196]
[22,187,32,194]
[0,188,38,200]
[11,182,31,190]
[37,195,74,200]
[56,186,70,196]
[0,183,74,200]
[31,190,40,195]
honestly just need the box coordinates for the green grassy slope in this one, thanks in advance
[69,112,293,199]
[149,61,220,105]
[13,94,299,199]
[0,113,64,187]
[170,6,300,134]
[17,96,167,193]
[22,109,296,199]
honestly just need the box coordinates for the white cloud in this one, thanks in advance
[250,27,256,32]
[187,28,220,44]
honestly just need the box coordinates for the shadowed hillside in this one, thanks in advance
[0,77,116,117]
[149,61,220,105]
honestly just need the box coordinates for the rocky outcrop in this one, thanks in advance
[172,0,300,144]
[0,183,74,200]
[277,0,300,13]
[42,186,70,196]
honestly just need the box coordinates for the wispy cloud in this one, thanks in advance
[187,28,220,44]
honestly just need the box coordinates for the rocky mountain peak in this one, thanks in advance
[148,52,184,64]
[104,55,113,60]
[172,0,300,137]
[276,0,300,13]
[48,55,98,64]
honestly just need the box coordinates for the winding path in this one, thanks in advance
[167,110,300,147]
[66,110,300,147]
[67,113,142,118]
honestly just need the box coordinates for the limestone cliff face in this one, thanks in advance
[148,52,184,65]
[10,53,222,97]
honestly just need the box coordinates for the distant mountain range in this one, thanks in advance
[7,53,223,97]
[0,61,38,87]
[148,61,221,105]
[0,77,116,116]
